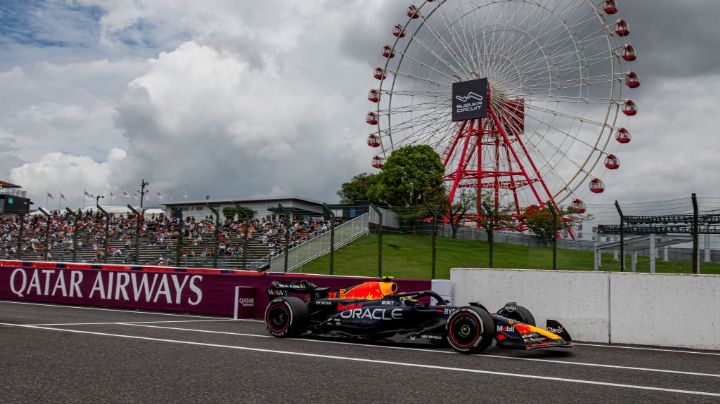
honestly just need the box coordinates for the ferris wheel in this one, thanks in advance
[365,0,639,217]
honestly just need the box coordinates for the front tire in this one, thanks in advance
[498,304,536,326]
[265,297,308,338]
[446,306,495,354]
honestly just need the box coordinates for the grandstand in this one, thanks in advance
[0,203,336,269]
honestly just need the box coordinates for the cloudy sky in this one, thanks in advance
[0,0,719,209]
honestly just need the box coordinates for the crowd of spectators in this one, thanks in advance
[0,210,336,263]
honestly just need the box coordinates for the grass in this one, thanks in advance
[298,234,720,279]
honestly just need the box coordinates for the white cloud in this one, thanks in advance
[2,0,719,212]
[9,148,126,208]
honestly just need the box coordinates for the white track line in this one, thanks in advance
[28,319,235,326]
[0,300,262,322]
[574,342,720,357]
[118,323,720,379]
[4,301,718,355]
[1,322,718,398]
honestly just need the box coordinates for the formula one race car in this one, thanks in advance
[264,278,572,353]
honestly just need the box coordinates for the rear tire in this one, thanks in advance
[446,306,495,354]
[265,297,308,338]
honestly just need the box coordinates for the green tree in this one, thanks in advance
[523,204,570,244]
[369,145,445,206]
[337,173,379,203]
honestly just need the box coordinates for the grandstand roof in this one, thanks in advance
[163,196,326,208]
[0,180,21,189]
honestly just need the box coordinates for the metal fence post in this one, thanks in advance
[370,204,383,278]
[424,202,438,279]
[66,208,78,262]
[547,202,558,270]
[691,193,699,274]
[97,206,110,263]
[128,205,142,263]
[176,210,184,267]
[614,200,624,272]
[278,204,291,272]
[16,214,24,261]
[482,202,494,268]
[207,204,220,268]
[237,205,249,271]
[322,204,336,275]
[39,208,51,261]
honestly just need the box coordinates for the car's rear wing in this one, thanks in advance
[266,280,328,300]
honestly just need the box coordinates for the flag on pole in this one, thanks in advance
[110,191,115,201]
[182,190,188,199]
[60,193,66,200]
[156,191,163,201]
[122,190,131,199]
[84,189,93,198]
[47,192,54,199]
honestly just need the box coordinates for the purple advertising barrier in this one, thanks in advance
[0,261,432,319]
[0,261,260,317]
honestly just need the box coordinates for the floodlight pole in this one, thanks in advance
[139,179,149,210]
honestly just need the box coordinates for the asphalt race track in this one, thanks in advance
[2,301,719,403]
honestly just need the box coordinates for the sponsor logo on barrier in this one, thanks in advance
[8,267,203,305]
[238,297,254,308]
[339,308,403,321]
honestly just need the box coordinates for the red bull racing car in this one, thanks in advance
[264,278,572,353]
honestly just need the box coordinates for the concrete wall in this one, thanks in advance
[610,273,720,349]
[451,269,610,343]
[451,268,720,350]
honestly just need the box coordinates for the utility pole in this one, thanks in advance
[139,179,149,210]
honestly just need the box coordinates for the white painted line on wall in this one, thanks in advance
[1,322,718,398]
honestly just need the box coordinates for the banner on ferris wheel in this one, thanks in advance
[451,77,488,122]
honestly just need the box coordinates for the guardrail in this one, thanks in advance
[269,213,370,272]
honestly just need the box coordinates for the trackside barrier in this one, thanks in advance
[451,269,610,343]
[609,273,720,349]
[451,268,720,350]
[0,260,430,319]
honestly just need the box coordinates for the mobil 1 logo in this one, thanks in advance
[452,78,488,122]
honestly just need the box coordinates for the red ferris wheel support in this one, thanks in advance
[443,87,558,224]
